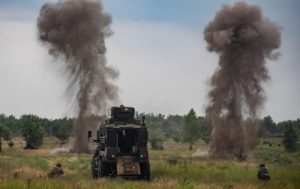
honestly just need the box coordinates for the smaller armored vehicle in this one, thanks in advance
[88,105,150,180]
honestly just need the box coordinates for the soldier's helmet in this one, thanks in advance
[259,163,265,167]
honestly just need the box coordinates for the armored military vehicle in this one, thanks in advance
[88,105,150,180]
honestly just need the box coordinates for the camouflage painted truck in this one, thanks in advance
[88,105,150,180]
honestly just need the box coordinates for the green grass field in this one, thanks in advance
[0,137,299,189]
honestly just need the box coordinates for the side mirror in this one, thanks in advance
[88,130,92,139]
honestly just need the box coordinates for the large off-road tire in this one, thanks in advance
[140,162,150,181]
[98,160,107,178]
[91,157,98,178]
[106,163,117,177]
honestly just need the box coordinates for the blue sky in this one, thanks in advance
[1,0,299,47]
[1,0,299,39]
[0,0,299,121]
[1,0,299,25]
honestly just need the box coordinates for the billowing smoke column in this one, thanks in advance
[37,0,118,153]
[204,2,281,158]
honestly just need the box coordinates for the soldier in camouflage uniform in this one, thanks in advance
[257,163,270,181]
[48,163,64,178]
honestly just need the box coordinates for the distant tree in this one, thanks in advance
[0,114,21,137]
[21,115,45,149]
[171,130,181,143]
[260,115,278,136]
[0,124,13,151]
[1,125,12,142]
[282,122,298,152]
[40,118,52,136]
[0,125,3,153]
[192,116,212,144]
[161,115,183,139]
[53,118,73,146]
[137,113,184,143]
[182,109,201,150]
[148,125,165,149]
[145,114,166,149]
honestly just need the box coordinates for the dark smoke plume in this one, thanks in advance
[204,2,281,158]
[37,0,118,153]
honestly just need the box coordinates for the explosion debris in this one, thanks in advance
[204,2,281,158]
[37,0,118,153]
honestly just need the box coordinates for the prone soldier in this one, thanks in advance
[48,163,64,178]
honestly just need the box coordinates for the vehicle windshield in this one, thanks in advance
[117,128,138,154]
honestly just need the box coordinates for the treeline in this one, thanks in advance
[140,109,211,150]
[142,112,300,152]
[0,111,299,152]
[260,115,300,152]
[260,115,300,136]
[0,114,72,149]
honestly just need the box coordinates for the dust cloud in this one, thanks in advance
[204,2,281,158]
[37,0,118,153]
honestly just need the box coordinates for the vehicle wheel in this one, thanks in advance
[140,162,150,181]
[91,157,99,178]
[98,160,107,177]
[106,163,117,177]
